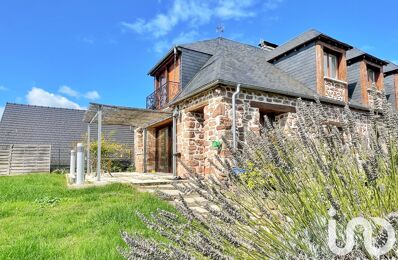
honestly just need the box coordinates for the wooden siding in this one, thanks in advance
[0,144,51,175]
[273,42,318,93]
[359,61,370,105]
[180,48,212,89]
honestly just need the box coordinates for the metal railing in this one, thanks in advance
[146,81,180,110]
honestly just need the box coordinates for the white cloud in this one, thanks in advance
[58,85,100,101]
[0,106,4,120]
[121,0,270,38]
[84,91,100,100]
[392,60,398,65]
[0,86,8,91]
[59,85,79,97]
[26,87,82,109]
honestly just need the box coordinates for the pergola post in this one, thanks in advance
[87,124,91,176]
[97,108,102,181]
[143,128,147,173]
[76,143,84,185]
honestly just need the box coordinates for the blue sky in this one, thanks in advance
[0,0,397,119]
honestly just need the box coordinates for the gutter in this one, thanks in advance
[172,107,179,178]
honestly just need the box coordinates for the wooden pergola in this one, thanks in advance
[83,103,172,181]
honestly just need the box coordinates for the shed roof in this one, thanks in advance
[84,103,172,127]
[0,103,135,166]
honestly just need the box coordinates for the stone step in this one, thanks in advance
[139,184,178,191]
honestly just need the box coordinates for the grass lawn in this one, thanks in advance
[0,173,173,260]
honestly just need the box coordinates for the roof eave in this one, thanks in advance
[147,46,180,76]
[318,34,353,50]
[269,34,353,62]
[384,69,398,76]
[347,54,388,66]
[170,80,371,112]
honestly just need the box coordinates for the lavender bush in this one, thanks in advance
[120,97,398,259]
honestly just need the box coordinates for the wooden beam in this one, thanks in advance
[316,43,325,96]
[359,60,369,106]
[249,101,296,113]
[339,52,348,102]
[185,100,209,113]
[377,68,384,91]
[319,42,345,54]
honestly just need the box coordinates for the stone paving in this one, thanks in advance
[67,172,209,215]
[68,172,175,187]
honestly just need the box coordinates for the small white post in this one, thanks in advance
[76,143,84,185]
[70,149,76,176]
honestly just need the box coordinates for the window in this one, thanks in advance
[324,51,339,79]
[367,68,376,85]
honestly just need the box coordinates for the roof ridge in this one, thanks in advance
[5,102,86,111]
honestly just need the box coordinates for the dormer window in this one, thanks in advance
[324,50,339,79]
[367,67,376,85]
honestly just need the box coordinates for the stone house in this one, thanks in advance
[96,29,398,178]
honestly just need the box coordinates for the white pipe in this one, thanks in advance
[172,108,178,178]
[76,143,84,185]
[232,84,241,151]
[97,108,102,181]
[70,149,76,176]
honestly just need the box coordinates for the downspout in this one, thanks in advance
[172,107,178,179]
[232,84,241,151]
[173,47,177,82]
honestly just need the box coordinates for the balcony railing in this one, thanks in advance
[146,81,180,110]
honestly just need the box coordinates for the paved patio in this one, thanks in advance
[68,172,176,188]
[67,172,211,216]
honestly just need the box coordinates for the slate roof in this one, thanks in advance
[0,103,134,168]
[171,37,318,104]
[346,48,388,65]
[384,61,398,75]
[266,29,352,62]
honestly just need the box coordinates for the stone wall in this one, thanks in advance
[135,84,372,177]
[177,111,205,175]
[134,127,156,173]
[324,78,347,102]
[367,85,384,110]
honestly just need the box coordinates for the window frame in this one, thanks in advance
[323,49,340,80]
[367,67,377,85]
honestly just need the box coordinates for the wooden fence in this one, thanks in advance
[0,144,51,175]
